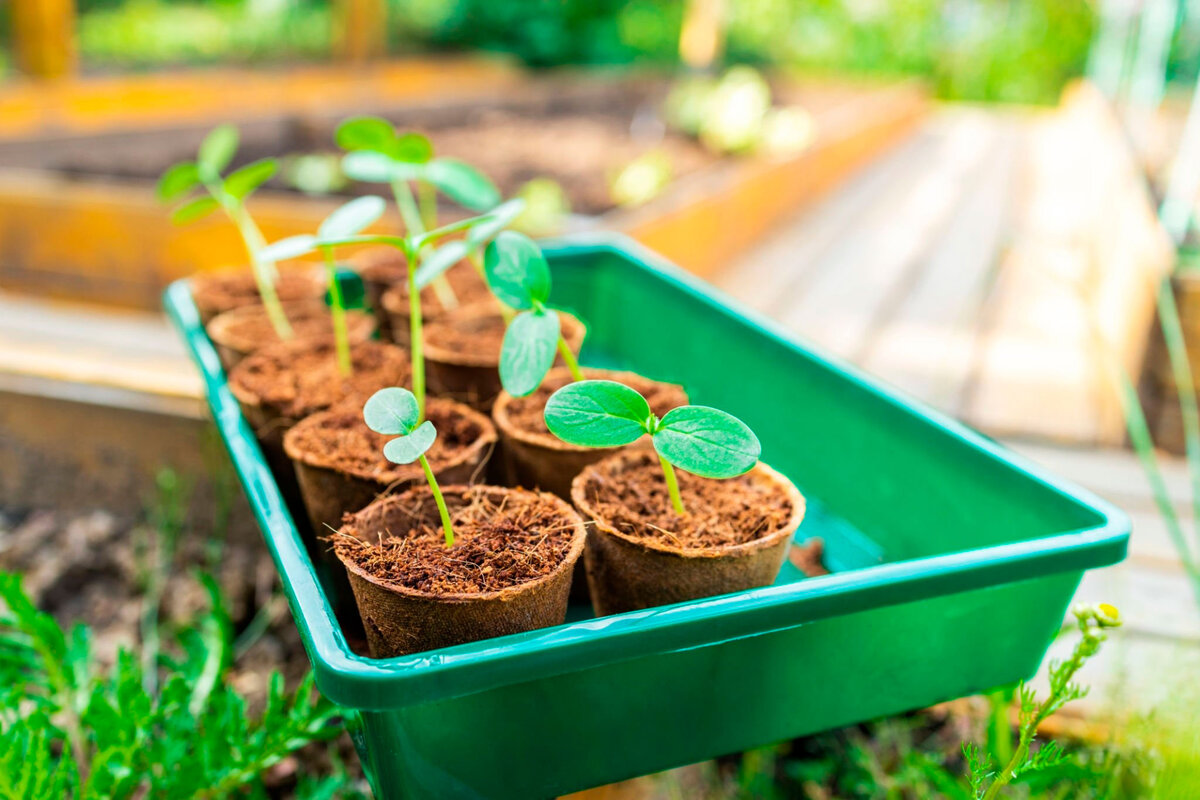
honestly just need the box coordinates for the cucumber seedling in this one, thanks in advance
[258,196,385,376]
[363,387,455,546]
[544,380,761,515]
[337,117,502,306]
[261,198,520,417]
[158,124,292,339]
[483,230,584,397]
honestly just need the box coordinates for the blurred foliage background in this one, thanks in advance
[3,0,1200,106]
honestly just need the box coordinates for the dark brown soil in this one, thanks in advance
[209,302,374,354]
[229,340,409,420]
[352,246,408,287]
[577,454,796,551]
[380,261,493,317]
[191,267,324,318]
[505,369,686,440]
[334,487,578,595]
[425,309,583,362]
[285,398,491,484]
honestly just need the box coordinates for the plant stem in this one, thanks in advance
[394,178,459,310]
[658,454,686,515]
[408,259,426,422]
[227,198,293,340]
[557,334,584,382]
[322,247,352,377]
[419,454,455,546]
[418,180,438,231]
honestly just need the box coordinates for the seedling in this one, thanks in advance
[483,230,585,397]
[257,196,384,375]
[158,124,292,339]
[363,387,455,546]
[260,198,521,417]
[544,380,761,514]
[337,117,502,306]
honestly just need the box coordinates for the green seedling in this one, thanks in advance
[260,198,519,417]
[363,387,455,546]
[158,124,293,339]
[484,230,584,397]
[544,380,761,515]
[259,196,385,376]
[337,116,502,307]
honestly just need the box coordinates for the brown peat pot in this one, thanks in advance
[378,261,494,346]
[190,265,325,326]
[424,304,586,412]
[571,449,805,617]
[492,367,688,499]
[207,301,376,370]
[334,484,587,657]
[283,397,497,540]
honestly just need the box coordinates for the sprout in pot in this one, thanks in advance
[337,117,503,338]
[483,233,687,499]
[331,387,587,658]
[159,124,323,330]
[544,380,807,616]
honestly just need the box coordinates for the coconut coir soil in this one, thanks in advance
[286,400,488,483]
[230,340,409,420]
[381,261,492,316]
[579,459,796,551]
[192,268,321,316]
[334,489,577,595]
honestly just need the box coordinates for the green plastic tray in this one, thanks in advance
[164,234,1128,799]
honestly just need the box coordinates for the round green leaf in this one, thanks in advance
[389,132,433,164]
[223,158,277,201]
[425,159,501,211]
[414,240,469,289]
[157,162,200,203]
[342,151,403,184]
[544,380,652,448]
[198,124,239,175]
[318,196,386,241]
[500,310,561,397]
[259,234,318,263]
[484,231,551,310]
[170,195,220,225]
[652,406,761,479]
[466,198,527,247]
[335,116,396,152]
[363,387,420,435]
[383,420,437,465]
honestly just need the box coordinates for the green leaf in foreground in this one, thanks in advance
[157,161,200,202]
[363,386,420,436]
[258,234,319,263]
[223,158,278,201]
[484,230,551,310]
[544,380,652,448]
[653,405,761,479]
[500,310,562,397]
[318,195,386,240]
[383,420,437,464]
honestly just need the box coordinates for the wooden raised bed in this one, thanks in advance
[0,67,924,308]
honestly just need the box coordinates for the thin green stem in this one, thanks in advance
[557,335,584,382]
[322,247,352,377]
[227,199,292,340]
[418,180,438,231]
[394,178,458,310]
[409,259,426,422]
[658,454,686,515]
[419,454,455,546]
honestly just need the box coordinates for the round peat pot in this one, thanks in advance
[379,262,494,346]
[572,449,805,616]
[425,304,586,412]
[334,485,587,657]
[207,301,376,370]
[283,398,497,543]
[227,339,409,538]
[492,367,688,499]
[190,264,325,326]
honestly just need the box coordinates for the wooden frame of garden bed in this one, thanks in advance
[0,63,925,309]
